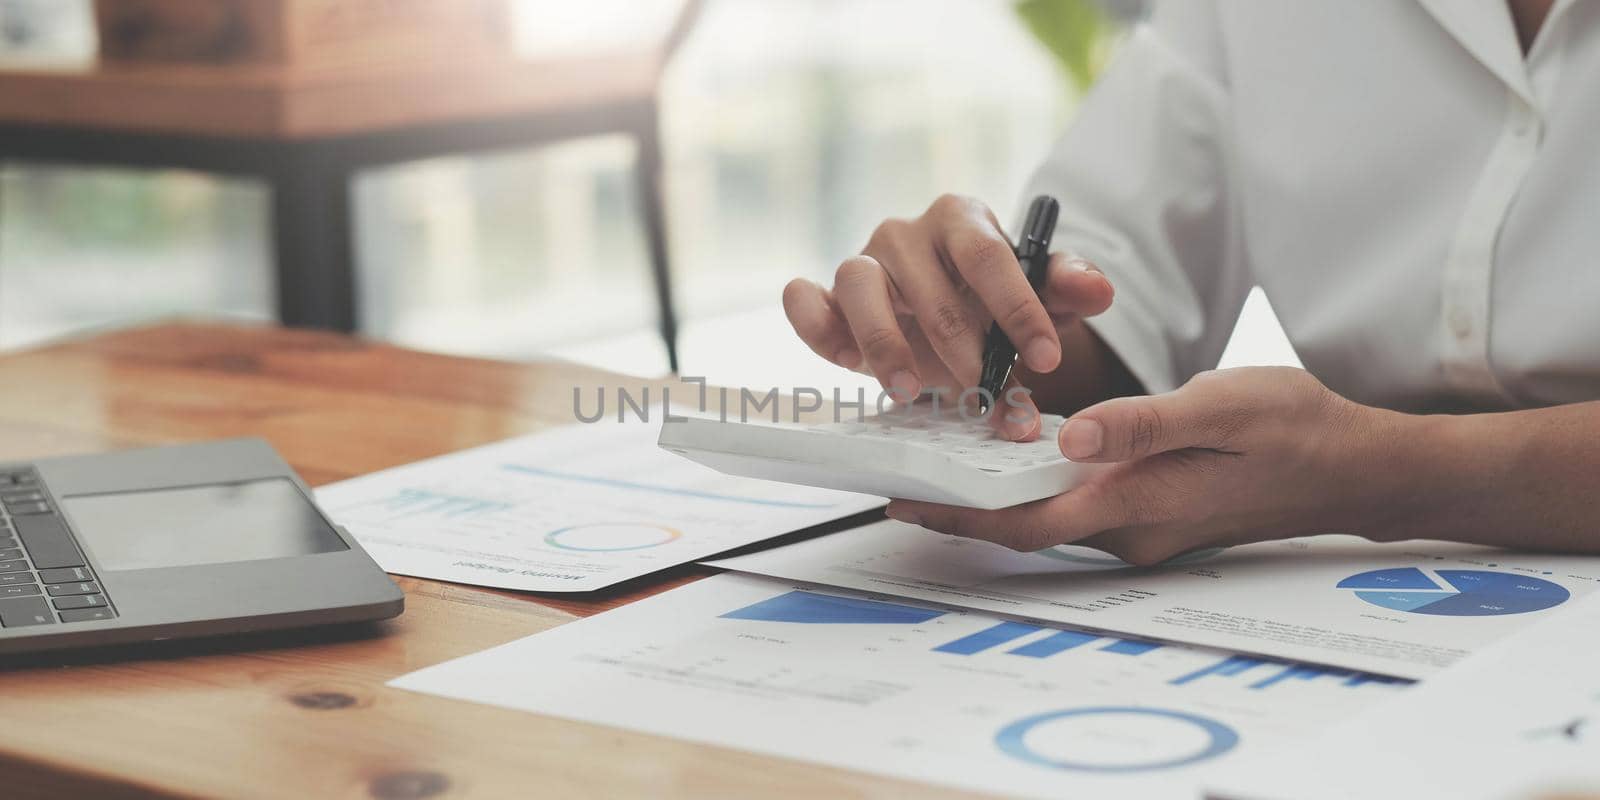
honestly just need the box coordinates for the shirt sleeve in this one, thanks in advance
[1021,0,1250,394]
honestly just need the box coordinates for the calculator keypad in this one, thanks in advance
[817,413,1068,473]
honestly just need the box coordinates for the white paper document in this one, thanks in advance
[1211,592,1600,800]
[316,423,882,592]
[708,520,1600,678]
[391,573,1408,799]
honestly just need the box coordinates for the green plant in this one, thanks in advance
[1014,0,1121,93]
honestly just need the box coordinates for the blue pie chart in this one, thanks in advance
[1338,568,1569,616]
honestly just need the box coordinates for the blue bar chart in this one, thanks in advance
[1009,630,1101,658]
[719,590,944,624]
[1171,654,1406,691]
[933,622,1046,655]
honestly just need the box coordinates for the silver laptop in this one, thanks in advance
[0,439,402,654]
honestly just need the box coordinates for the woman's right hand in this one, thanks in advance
[782,194,1116,440]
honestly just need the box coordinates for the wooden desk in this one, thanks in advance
[0,46,685,369]
[0,322,969,799]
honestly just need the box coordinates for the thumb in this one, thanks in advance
[1059,377,1241,462]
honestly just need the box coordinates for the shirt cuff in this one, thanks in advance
[1083,304,1179,396]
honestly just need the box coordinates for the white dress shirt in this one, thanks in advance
[1028,0,1599,413]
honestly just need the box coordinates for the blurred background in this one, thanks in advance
[0,0,1294,393]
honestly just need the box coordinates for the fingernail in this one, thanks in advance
[1024,337,1059,371]
[1061,418,1103,459]
[885,507,922,527]
[889,371,922,403]
[1005,409,1040,441]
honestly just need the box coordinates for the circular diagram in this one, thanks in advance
[994,706,1239,773]
[1338,568,1569,616]
[544,523,682,552]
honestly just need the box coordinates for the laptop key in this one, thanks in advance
[12,515,85,569]
[0,548,21,561]
[0,584,41,598]
[0,491,44,503]
[37,566,93,584]
[5,502,50,515]
[0,596,54,627]
[59,608,114,623]
[46,581,99,597]
[0,560,27,573]
[52,594,107,610]
[0,572,33,585]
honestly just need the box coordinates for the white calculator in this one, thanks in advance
[657,410,1105,509]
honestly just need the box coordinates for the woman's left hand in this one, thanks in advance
[884,367,1405,564]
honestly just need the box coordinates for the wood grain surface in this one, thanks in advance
[0,51,659,139]
[0,321,968,800]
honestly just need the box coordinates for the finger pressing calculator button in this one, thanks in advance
[0,560,28,573]
[0,583,41,598]
[38,566,93,584]
[52,594,107,610]
[47,581,99,597]
[58,608,114,623]
[0,596,54,627]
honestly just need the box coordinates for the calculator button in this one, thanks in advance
[46,581,99,597]
[0,596,54,627]
[52,594,107,610]
[12,515,85,569]
[0,491,44,504]
[59,608,115,623]
[0,572,33,585]
[0,584,41,598]
[0,560,28,573]
[5,502,50,515]
[0,548,19,561]
[38,566,94,584]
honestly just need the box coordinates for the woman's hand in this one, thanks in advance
[884,367,1406,564]
[782,194,1115,440]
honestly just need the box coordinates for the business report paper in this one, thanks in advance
[1211,592,1600,800]
[391,573,1408,800]
[316,423,882,592]
[709,520,1600,678]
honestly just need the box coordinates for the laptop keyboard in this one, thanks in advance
[0,468,116,628]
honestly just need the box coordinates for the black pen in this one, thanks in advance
[976,195,1059,414]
